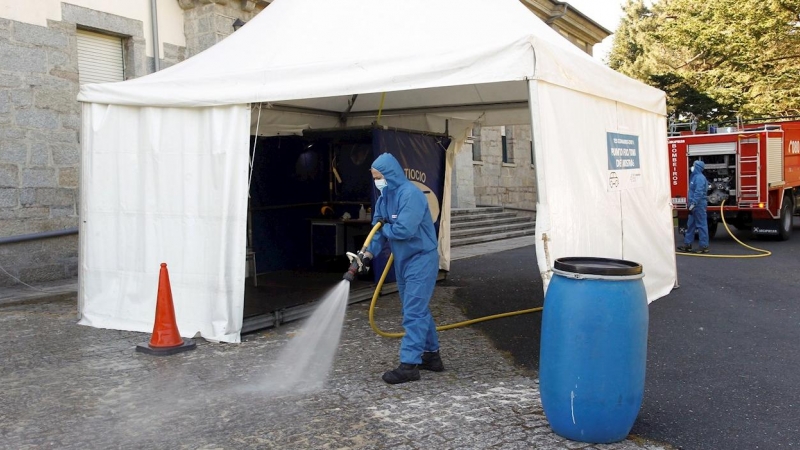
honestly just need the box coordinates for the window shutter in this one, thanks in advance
[766,137,783,185]
[77,29,124,84]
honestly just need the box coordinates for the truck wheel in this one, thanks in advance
[778,196,792,241]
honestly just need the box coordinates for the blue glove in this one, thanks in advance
[346,251,372,275]
[355,251,372,274]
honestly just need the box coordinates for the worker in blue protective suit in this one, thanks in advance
[348,153,444,384]
[677,160,710,253]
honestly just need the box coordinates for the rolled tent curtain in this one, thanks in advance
[78,103,251,343]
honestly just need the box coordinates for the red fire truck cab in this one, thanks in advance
[669,120,800,240]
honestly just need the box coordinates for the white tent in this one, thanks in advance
[77,0,677,343]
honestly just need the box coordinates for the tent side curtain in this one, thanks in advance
[529,81,675,302]
[78,103,251,343]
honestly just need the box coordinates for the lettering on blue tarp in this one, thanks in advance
[607,133,640,170]
[403,167,427,183]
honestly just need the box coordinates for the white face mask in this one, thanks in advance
[691,166,695,173]
[374,179,387,192]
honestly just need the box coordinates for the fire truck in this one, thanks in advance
[669,118,800,240]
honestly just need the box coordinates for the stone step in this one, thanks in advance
[451,211,519,224]
[451,228,536,247]
[451,221,535,239]
[451,207,505,217]
[451,215,531,230]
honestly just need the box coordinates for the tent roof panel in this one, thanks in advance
[78,0,664,116]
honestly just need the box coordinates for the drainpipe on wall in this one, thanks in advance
[150,0,160,71]
[0,228,79,246]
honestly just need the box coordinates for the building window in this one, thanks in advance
[77,29,124,84]
[471,127,482,161]
[501,126,513,164]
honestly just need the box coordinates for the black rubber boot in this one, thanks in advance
[676,244,692,253]
[420,351,445,372]
[382,363,420,384]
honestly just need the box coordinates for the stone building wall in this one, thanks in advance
[470,125,536,211]
[451,141,476,209]
[1,11,84,286]
[180,0,266,57]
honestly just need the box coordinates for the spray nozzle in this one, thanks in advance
[343,250,369,282]
[343,261,359,281]
[343,251,361,281]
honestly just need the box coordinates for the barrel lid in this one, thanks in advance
[553,257,642,277]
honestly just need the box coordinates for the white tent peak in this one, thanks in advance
[78,0,662,115]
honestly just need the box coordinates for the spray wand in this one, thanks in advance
[342,222,383,282]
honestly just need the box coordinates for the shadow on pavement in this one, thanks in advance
[444,245,543,374]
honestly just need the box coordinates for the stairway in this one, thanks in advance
[450,207,535,247]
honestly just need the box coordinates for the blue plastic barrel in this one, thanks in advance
[539,257,648,444]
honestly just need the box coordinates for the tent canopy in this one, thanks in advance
[77,0,676,343]
[78,0,663,116]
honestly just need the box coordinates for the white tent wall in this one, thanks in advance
[618,107,676,301]
[529,81,675,302]
[78,103,251,343]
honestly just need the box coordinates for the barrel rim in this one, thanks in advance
[553,257,642,276]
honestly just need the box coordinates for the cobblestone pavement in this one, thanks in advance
[0,286,671,450]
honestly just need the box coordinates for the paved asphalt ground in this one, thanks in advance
[445,218,800,450]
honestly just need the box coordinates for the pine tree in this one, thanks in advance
[609,0,800,124]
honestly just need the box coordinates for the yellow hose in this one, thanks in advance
[358,221,383,253]
[361,222,542,339]
[677,199,771,258]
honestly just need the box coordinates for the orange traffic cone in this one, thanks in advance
[136,263,196,356]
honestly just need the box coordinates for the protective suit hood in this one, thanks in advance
[693,160,705,172]
[372,153,406,191]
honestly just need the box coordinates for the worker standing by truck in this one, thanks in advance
[669,120,800,241]
[678,160,710,253]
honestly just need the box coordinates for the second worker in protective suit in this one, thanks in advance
[677,160,710,253]
[350,152,444,384]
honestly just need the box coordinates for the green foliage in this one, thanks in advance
[609,0,800,123]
